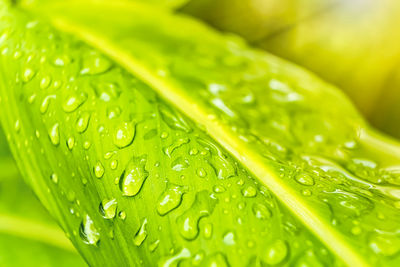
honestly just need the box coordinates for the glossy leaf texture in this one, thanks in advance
[1,1,400,266]
[183,0,400,139]
[0,130,86,267]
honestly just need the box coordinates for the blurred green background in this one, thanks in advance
[183,0,400,139]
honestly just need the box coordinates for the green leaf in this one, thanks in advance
[0,131,86,267]
[1,1,400,266]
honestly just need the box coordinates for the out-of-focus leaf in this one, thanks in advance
[1,1,400,266]
[0,131,86,267]
[183,0,400,139]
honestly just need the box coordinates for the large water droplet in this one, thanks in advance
[171,157,189,172]
[176,191,218,240]
[79,214,100,246]
[164,138,190,157]
[119,155,148,196]
[223,231,236,246]
[252,203,271,220]
[157,183,187,216]
[22,68,35,82]
[113,122,135,148]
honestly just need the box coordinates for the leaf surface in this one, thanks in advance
[1,1,400,266]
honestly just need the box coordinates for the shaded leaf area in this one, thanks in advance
[0,3,340,266]
[0,131,86,267]
[183,0,400,139]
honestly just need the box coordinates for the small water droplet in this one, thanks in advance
[265,239,288,265]
[80,51,112,75]
[94,161,105,178]
[242,185,257,198]
[66,137,75,150]
[164,138,190,157]
[118,211,127,220]
[113,122,135,148]
[171,157,189,171]
[133,218,148,246]
[50,173,58,184]
[48,123,60,146]
[149,239,160,252]
[76,112,91,133]
[196,168,207,178]
[110,160,118,170]
[159,248,191,267]
[159,104,191,133]
[295,172,315,186]
[99,198,117,219]
[252,203,271,220]
[62,92,87,113]
[223,231,236,246]
[22,68,35,82]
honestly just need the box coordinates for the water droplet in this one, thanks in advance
[66,137,75,150]
[50,173,58,184]
[213,185,226,193]
[76,112,91,133]
[99,198,117,219]
[80,51,112,75]
[242,185,257,198]
[159,104,191,133]
[176,191,218,240]
[48,123,60,146]
[113,122,135,148]
[40,95,55,114]
[107,106,121,119]
[205,253,229,267]
[252,203,271,220]
[62,92,87,113]
[133,218,148,246]
[369,232,400,257]
[14,120,20,133]
[164,138,190,157]
[157,183,187,216]
[159,248,191,267]
[79,214,100,246]
[110,159,118,170]
[118,211,127,220]
[149,239,160,252]
[204,223,213,239]
[196,168,207,178]
[119,155,148,196]
[22,68,35,82]
[265,239,288,265]
[171,157,189,171]
[295,172,315,186]
[94,161,105,178]
[223,231,236,246]
[294,249,324,267]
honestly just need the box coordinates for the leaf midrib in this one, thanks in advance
[30,2,369,266]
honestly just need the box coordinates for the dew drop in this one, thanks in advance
[171,157,189,172]
[196,168,207,178]
[79,214,100,246]
[164,138,190,157]
[113,122,135,148]
[133,218,148,246]
[22,68,35,82]
[62,93,87,113]
[176,191,218,240]
[159,104,191,133]
[48,123,60,146]
[252,203,271,220]
[119,155,148,196]
[265,239,288,265]
[50,173,58,184]
[295,172,315,186]
[242,185,257,198]
[76,112,91,133]
[80,51,112,75]
[157,183,187,216]
[223,231,236,246]
[99,198,117,219]
[66,137,75,150]
[94,161,105,178]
